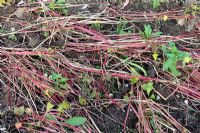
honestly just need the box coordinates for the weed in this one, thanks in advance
[151,0,160,9]
[78,96,87,106]
[161,42,192,77]
[49,72,68,90]
[91,20,103,30]
[57,101,70,113]
[141,82,155,100]
[116,19,132,34]
[185,4,200,16]
[140,25,162,39]
[48,0,69,15]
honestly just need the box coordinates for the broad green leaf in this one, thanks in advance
[65,116,87,126]
[60,77,67,83]
[162,41,192,77]
[14,106,25,116]
[152,0,160,9]
[152,31,163,37]
[45,114,57,121]
[130,78,139,85]
[79,96,87,106]
[48,1,55,9]
[150,94,156,100]
[144,25,152,39]
[46,102,54,112]
[57,101,70,113]
[142,82,154,96]
[163,58,181,77]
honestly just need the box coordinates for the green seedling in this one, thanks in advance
[92,21,103,30]
[46,102,54,113]
[162,42,192,77]
[78,96,87,106]
[46,115,87,126]
[57,101,70,113]
[48,0,68,15]
[49,72,68,90]
[185,4,200,16]
[116,19,132,35]
[141,82,155,100]
[45,114,57,121]
[140,25,162,39]
[151,0,160,9]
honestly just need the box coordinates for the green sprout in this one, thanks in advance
[140,24,162,39]
[141,82,155,100]
[162,42,192,77]
[116,19,132,35]
[151,0,160,9]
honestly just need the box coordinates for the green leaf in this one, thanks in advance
[55,0,65,4]
[142,82,154,96]
[163,56,181,77]
[63,9,68,15]
[14,106,25,116]
[123,95,129,101]
[79,96,87,106]
[65,116,87,126]
[46,102,54,112]
[89,89,96,98]
[130,78,139,85]
[48,1,55,9]
[150,94,156,100]
[49,73,61,80]
[45,114,57,121]
[152,31,163,37]
[116,19,131,35]
[152,0,160,9]
[144,25,152,39]
[161,41,191,77]
[60,77,67,83]
[57,101,70,113]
